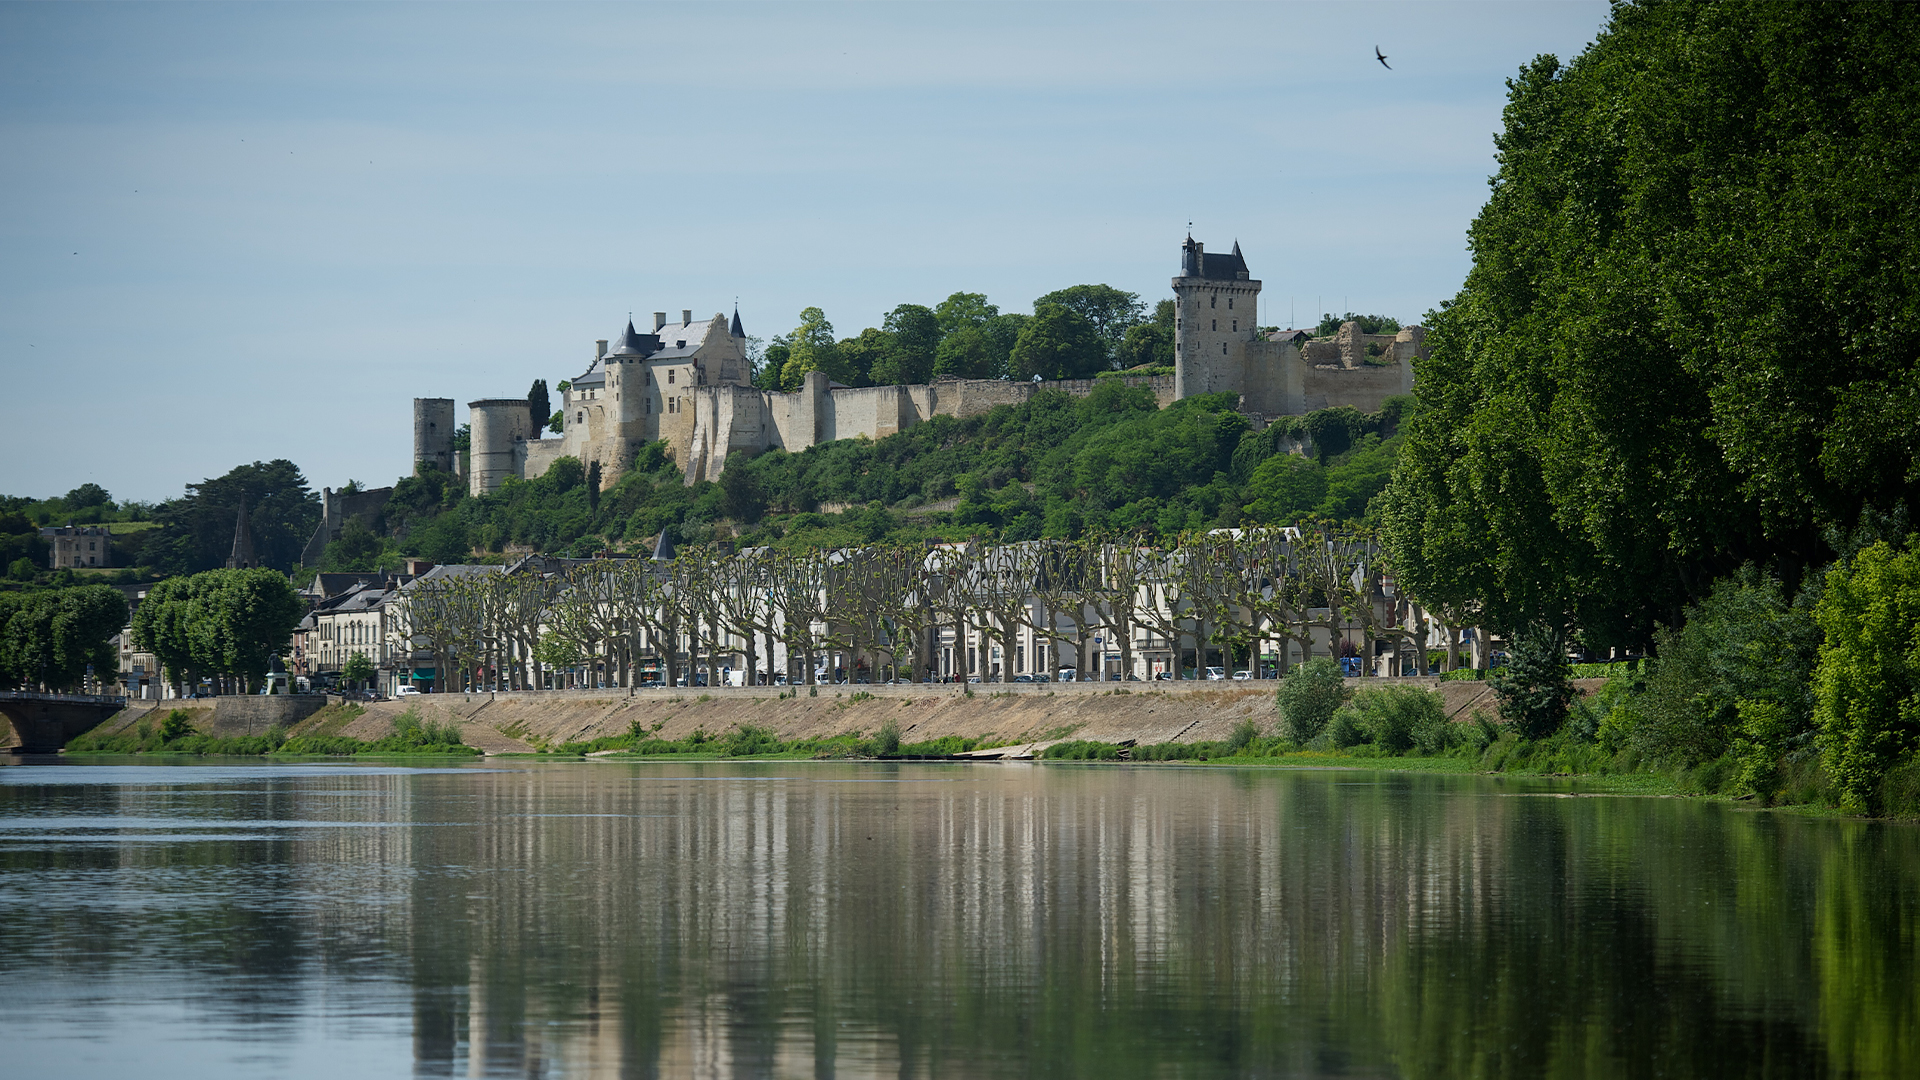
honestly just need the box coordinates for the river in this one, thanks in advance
[0,759,1912,1078]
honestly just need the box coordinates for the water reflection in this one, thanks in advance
[0,761,1912,1079]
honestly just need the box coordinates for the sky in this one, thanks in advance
[0,0,1611,503]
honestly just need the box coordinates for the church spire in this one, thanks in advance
[730,304,745,339]
[226,496,256,569]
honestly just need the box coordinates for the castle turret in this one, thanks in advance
[412,398,455,475]
[1172,236,1262,399]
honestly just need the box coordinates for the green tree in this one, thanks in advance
[341,651,376,690]
[0,586,126,691]
[933,326,1000,379]
[1276,657,1348,742]
[779,308,849,390]
[1813,541,1920,812]
[319,517,392,573]
[837,326,894,387]
[1491,622,1576,739]
[934,292,998,337]
[65,483,110,510]
[871,304,940,385]
[528,379,551,433]
[1010,304,1105,381]
[145,460,321,575]
[132,568,304,692]
[1383,1,1920,651]
[1034,284,1145,364]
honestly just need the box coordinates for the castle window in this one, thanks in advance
[1227,298,1233,310]
[1221,343,1228,355]
[1212,320,1217,331]
[576,411,584,424]
[1232,320,1237,332]
[1210,295,1216,309]
[668,370,675,384]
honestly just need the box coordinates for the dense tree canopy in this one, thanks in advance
[0,585,126,691]
[131,567,303,690]
[143,460,320,576]
[1383,0,1920,648]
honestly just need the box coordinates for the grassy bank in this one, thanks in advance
[67,706,480,757]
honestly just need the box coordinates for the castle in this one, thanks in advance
[421,237,1424,494]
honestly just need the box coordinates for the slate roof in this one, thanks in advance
[1180,237,1251,281]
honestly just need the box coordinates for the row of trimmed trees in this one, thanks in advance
[393,528,1471,691]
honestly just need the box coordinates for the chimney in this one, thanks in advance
[595,339,607,359]
[681,309,692,326]
[653,312,667,332]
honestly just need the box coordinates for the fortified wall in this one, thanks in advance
[425,237,1420,497]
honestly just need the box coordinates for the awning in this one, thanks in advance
[411,669,436,680]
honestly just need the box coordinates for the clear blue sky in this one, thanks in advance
[0,1,1609,503]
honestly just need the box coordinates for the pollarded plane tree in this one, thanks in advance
[710,547,779,687]
[1133,543,1202,679]
[1182,526,1274,672]
[770,547,830,685]
[1075,538,1157,682]
[611,557,681,688]
[550,563,628,689]
[947,542,1043,683]
[841,544,928,683]
[1234,527,1313,677]
[1029,540,1096,678]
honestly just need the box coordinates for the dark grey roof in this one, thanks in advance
[730,306,745,338]
[651,529,676,563]
[1180,236,1251,281]
[607,318,662,358]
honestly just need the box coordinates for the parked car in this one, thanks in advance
[1205,667,1227,681]
[1056,668,1077,683]
[1153,672,1174,681]
[395,686,422,696]
[1013,674,1034,683]
[1231,670,1252,681]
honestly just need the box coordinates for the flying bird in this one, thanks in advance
[1376,46,1391,70]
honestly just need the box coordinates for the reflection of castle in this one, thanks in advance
[421,238,1423,494]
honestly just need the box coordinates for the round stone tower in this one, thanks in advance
[412,398,456,475]
[467,399,533,497]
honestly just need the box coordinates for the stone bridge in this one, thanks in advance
[0,691,128,753]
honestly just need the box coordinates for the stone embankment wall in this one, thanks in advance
[81,678,1524,755]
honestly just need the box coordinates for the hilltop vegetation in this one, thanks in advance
[320,384,1414,567]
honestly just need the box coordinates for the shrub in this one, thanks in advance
[1276,657,1348,741]
[157,709,196,742]
[1349,686,1446,754]
[873,718,901,756]
[1813,542,1920,812]
[1634,568,1818,768]
[1491,622,1576,739]
[1327,708,1368,749]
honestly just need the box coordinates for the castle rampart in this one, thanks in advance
[429,237,1419,494]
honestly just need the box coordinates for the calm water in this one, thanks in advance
[0,759,1913,1080]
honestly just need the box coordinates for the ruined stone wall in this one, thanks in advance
[1301,361,1414,414]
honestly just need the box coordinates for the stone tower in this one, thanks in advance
[1172,236,1262,400]
[467,399,533,497]
[413,398,456,475]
